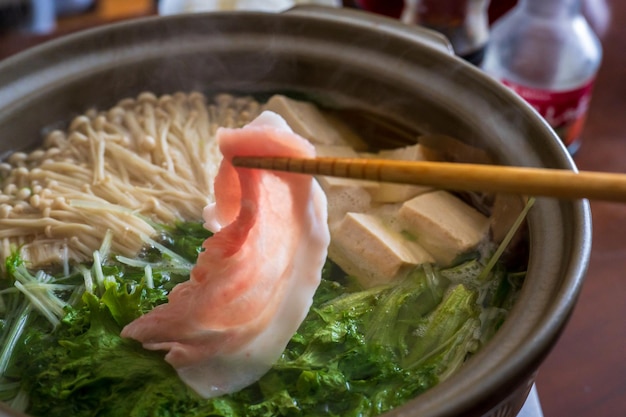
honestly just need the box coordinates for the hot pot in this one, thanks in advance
[0,6,590,417]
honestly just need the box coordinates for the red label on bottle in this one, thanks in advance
[502,78,595,147]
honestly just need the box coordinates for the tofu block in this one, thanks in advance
[323,180,374,226]
[263,95,367,149]
[371,144,434,203]
[314,145,379,208]
[318,176,379,199]
[366,203,404,232]
[378,144,431,161]
[329,212,434,288]
[370,183,431,203]
[314,145,359,158]
[398,190,490,265]
[312,144,379,224]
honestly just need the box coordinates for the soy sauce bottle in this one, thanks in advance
[346,0,405,18]
[481,0,602,154]
[343,0,491,66]
[408,0,491,66]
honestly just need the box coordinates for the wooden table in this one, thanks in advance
[0,1,624,417]
[534,2,626,416]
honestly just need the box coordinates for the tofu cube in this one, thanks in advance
[314,145,379,198]
[313,144,379,225]
[371,144,435,203]
[323,181,374,226]
[398,190,490,265]
[370,183,431,203]
[263,95,366,149]
[378,144,431,160]
[329,212,434,288]
[314,145,359,158]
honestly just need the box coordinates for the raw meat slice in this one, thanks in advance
[121,111,330,398]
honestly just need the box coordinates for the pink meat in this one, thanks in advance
[121,111,330,398]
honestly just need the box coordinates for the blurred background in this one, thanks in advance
[0,0,153,38]
[0,0,610,64]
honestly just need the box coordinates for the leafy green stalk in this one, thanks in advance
[403,284,479,373]
[477,197,535,282]
[0,379,20,402]
[0,302,31,376]
[0,219,526,417]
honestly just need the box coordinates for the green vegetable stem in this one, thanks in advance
[0,220,524,417]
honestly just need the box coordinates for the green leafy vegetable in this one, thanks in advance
[0,220,525,417]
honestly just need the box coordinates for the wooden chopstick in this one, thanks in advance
[232,156,626,202]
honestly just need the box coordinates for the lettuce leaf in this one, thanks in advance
[3,222,523,417]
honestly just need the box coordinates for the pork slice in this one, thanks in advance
[121,111,330,398]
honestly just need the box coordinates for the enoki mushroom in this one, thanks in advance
[0,92,262,268]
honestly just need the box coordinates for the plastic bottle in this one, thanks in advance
[481,0,602,154]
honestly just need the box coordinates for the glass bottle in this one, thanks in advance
[348,0,405,18]
[409,0,491,66]
[481,0,602,154]
[343,1,491,66]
